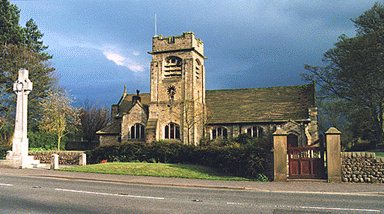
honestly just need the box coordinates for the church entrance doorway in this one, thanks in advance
[287,134,325,179]
[287,134,298,147]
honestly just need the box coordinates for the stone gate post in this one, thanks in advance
[273,129,288,181]
[51,154,59,170]
[325,127,342,183]
[79,153,87,166]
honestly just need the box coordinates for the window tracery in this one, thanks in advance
[130,123,145,140]
[164,123,180,139]
[211,127,228,140]
[245,126,264,138]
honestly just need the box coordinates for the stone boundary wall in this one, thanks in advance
[29,151,84,165]
[341,152,384,183]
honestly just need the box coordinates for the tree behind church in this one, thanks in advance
[0,0,55,145]
[78,100,110,148]
[303,3,384,148]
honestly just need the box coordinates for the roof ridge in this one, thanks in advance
[122,84,312,96]
[206,84,311,92]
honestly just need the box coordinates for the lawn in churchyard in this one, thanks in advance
[60,162,251,181]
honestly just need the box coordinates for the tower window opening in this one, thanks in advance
[195,59,201,79]
[164,56,182,78]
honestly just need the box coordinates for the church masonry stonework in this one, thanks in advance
[97,32,319,147]
[146,33,205,145]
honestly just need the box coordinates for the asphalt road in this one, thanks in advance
[0,174,383,214]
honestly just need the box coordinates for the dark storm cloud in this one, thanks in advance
[12,0,379,105]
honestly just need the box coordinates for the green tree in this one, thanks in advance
[0,115,12,145]
[39,89,79,151]
[0,0,24,45]
[0,0,55,144]
[303,3,384,147]
[23,19,49,55]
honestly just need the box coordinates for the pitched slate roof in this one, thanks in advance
[98,94,152,135]
[96,119,121,135]
[117,94,151,116]
[108,84,314,130]
[205,84,315,124]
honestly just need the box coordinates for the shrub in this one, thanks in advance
[347,142,376,151]
[0,145,11,159]
[86,141,272,179]
[87,142,195,164]
[28,131,59,150]
[194,143,272,178]
[235,133,254,145]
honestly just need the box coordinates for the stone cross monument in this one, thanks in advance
[6,69,36,168]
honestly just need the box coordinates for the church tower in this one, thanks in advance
[146,32,206,145]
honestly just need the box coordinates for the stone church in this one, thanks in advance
[97,32,319,147]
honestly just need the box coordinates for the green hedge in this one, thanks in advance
[86,141,272,179]
[87,142,194,163]
[28,131,58,150]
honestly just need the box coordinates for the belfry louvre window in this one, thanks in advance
[195,59,201,79]
[246,126,263,138]
[164,56,182,78]
[130,123,145,140]
[211,127,228,140]
[164,123,180,139]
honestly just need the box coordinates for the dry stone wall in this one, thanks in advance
[341,152,384,183]
[29,151,84,165]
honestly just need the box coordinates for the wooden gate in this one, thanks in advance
[288,146,325,179]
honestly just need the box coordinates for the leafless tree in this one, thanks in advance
[79,100,110,146]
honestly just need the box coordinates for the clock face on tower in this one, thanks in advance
[167,85,176,96]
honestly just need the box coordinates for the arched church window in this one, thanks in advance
[164,123,180,140]
[195,59,201,79]
[164,56,182,78]
[245,126,264,138]
[130,123,145,140]
[211,127,228,140]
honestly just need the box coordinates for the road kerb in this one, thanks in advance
[21,174,384,196]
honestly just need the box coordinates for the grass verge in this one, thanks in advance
[60,162,252,181]
[375,152,384,157]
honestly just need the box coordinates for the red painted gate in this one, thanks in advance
[288,146,325,179]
